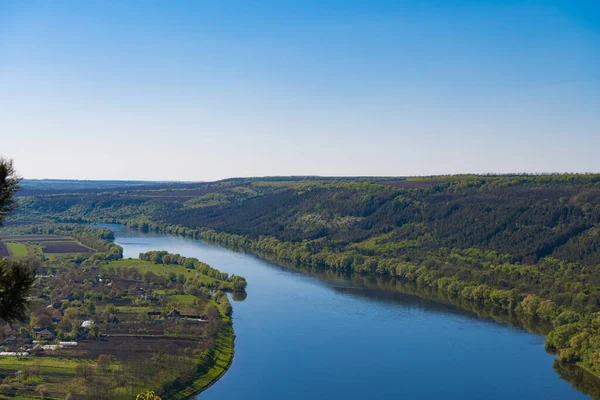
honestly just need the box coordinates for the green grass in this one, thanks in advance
[3,240,90,261]
[169,294,197,305]
[0,357,94,374]
[103,259,222,286]
[115,305,153,313]
[162,324,235,400]
[6,242,29,257]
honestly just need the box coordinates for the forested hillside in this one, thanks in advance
[11,174,600,376]
[17,175,600,266]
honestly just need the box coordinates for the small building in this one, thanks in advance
[167,309,181,320]
[147,311,161,319]
[181,314,205,321]
[33,328,54,340]
[0,351,30,356]
[81,320,94,329]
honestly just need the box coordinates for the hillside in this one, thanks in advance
[16,175,600,267]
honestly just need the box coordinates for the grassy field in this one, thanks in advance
[163,324,235,400]
[103,259,222,286]
[6,242,29,257]
[113,305,154,313]
[169,295,198,305]
[1,234,94,259]
[0,357,94,374]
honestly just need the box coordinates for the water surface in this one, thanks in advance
[103,224,592,400]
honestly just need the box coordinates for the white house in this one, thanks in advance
[81,320,94,328]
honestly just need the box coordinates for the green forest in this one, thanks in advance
[11,174,600,378]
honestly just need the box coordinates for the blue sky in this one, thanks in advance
[1,0,599,180]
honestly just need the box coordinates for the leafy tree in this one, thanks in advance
[96,354,111,372]
[136,391,161,400]
[75,363,93,380]
[0,158,20,221]
[0,258,35,323]
[89,324,99,339]
[0,158,35,323]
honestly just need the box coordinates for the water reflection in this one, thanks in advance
[247,252,552,335]
[231,291,247,302]
[213,245,600,395]
[100,224,600,399]
[554,361,600,400]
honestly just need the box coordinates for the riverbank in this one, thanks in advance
[118,221,600,381]
[163,324,235,400]
[103,222,595,399]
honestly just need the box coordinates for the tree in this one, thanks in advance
[0,258,35,322]
[89,324,99,339]
[0,158,20,221]
[0,158,35,323]
[136,391,161,400]
[35,384,49,399]
[29,310,53,329]
[96,354,111,372]
[75,363,93,380]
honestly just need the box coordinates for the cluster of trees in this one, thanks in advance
[138,250,247,292]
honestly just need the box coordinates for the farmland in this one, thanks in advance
[0,242,8,257]
[5,243,28,257]
[0,235,71,242]
[38,241,92,254]
[0,226,244,399]
[0,233,94,259]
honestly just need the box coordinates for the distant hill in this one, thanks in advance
[21,179,160,190]
[18,179,201,196]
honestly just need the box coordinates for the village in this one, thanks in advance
[0,234,235,399]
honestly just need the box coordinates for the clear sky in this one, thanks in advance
[1,0,599,181]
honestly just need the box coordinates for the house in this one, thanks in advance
[81,320,94,328]
[0,351,29,356]
[33,328,54,340]
[167,309,181,320]
[181,314,206,321]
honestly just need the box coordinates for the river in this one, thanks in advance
[102,224,594,399]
